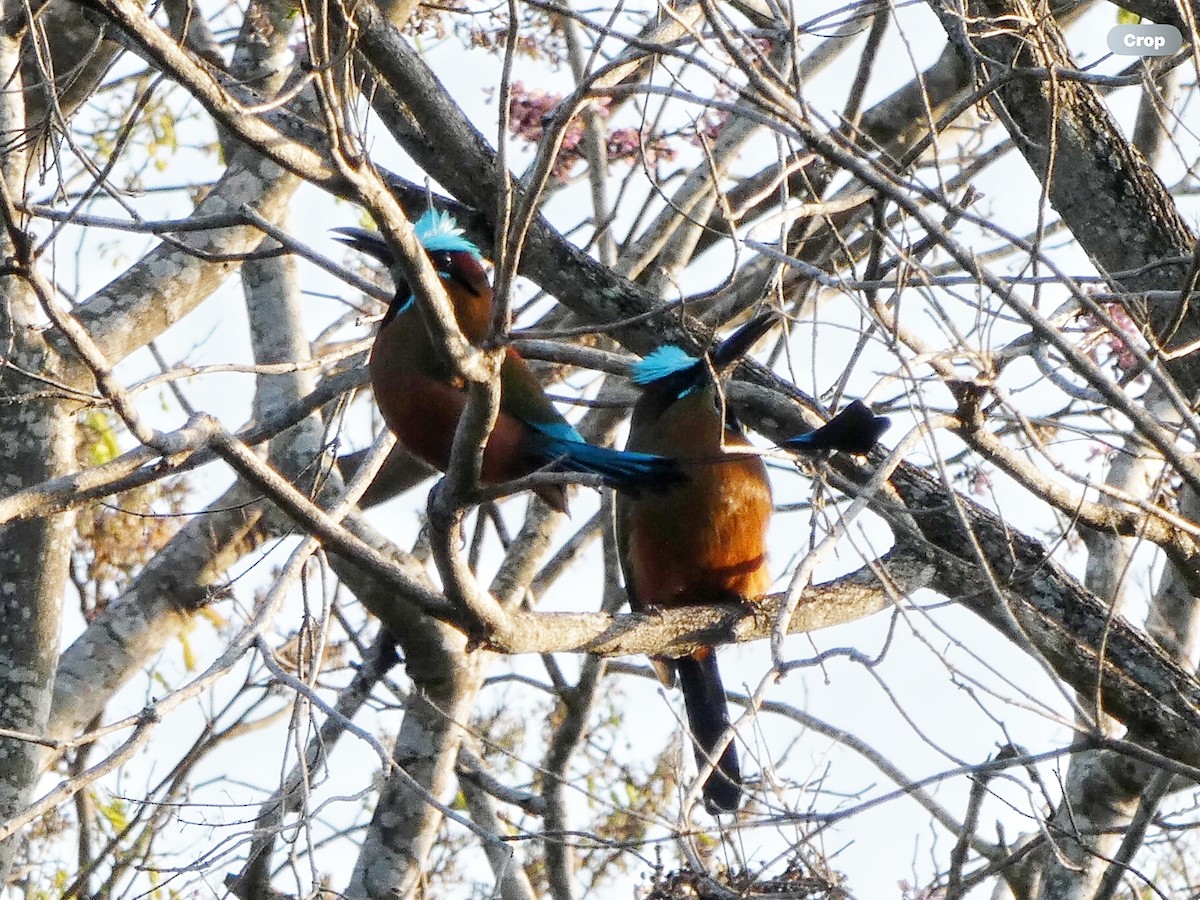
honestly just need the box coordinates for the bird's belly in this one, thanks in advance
[370,365,453,464]
[369,366,540,489]
[628,459,772,606]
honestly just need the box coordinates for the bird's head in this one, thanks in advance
[628,312,777,430]
[332,210,490,330]
[630,312,777,401]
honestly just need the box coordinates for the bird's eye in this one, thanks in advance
[430,251,453,272]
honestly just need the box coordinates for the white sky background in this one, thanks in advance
[24,0,1200,896]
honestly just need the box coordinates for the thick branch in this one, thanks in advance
[890,460,1200,768]
[932,0,1198,395]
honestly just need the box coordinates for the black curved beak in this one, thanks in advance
[708,312,779,372]
[331,227,395,266]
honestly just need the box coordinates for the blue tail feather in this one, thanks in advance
[532,435,685,494]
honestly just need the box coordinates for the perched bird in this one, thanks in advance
[333,211,683,512]
[616,312,778,813]
[617,314,890,812]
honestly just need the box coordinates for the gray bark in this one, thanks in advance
[930,0,1195,389]
[925,2,1200,895]
[345,612,485,899]
[46,481,268,749]
[0,11,73,882]
[1028,389,1177,898]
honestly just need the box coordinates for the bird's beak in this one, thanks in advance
[330,227,395,266]
[708,312,778,372]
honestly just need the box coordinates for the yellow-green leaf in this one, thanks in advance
[98,795,129,832]
[179,627,197,672]
[83,411,120,465]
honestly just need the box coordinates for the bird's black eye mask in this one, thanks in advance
[382,254,485,327]
[431,251,486,298]
[382,283,414,328]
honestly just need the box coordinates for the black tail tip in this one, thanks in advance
[784,400,890,455]
[702,763,743,814]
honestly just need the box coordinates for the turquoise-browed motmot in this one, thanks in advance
[616,313,890,812]
[333,211,684,512]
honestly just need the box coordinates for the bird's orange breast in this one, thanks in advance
[622,389,773,609]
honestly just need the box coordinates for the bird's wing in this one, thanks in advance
[498,349,582,442]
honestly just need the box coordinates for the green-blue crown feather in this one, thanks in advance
[414,209,482,260]
[631,346,701,386]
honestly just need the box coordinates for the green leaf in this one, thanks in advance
[1117,7,1141,24]
[178,626,198,672]
[98,794,129,832]
[83,411,121,465]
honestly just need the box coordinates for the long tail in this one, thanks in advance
[676,652,741,813]
[533,436,686,495]
[783,400,890,455]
